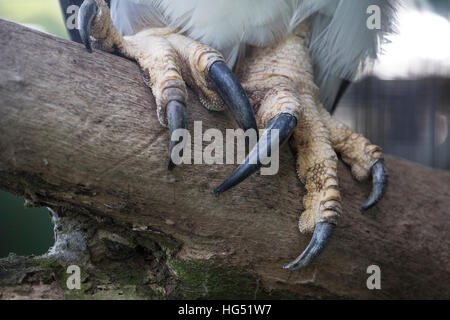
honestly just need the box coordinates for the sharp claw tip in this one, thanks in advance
[282,263,291,270]
[212,182,231,194]
[360,197,380,212]
[80,34,92,52]
[212,187,222,195]
[167,160,176,171]
[282,263,301,271]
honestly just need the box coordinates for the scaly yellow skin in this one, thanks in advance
[236,22,383,232]
[88,0,383,234]
[88,0,226,126]
[318,105,383,181]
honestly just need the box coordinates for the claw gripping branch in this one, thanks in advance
[77,0,257,169]
[74,0,387,271]
[215,21,387,270]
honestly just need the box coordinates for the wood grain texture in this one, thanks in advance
[0,20,449,299]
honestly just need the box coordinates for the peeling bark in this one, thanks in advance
[0,20,449,299]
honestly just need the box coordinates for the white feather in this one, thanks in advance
[111,0,397,109]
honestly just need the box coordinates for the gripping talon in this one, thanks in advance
[360,160,388,211]
[213,113,297,194]
[283,222,334,271]
[167,101,187,170]
[79,0,98,52]
[209,61,258,132]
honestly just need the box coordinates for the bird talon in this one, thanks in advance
[213,113,297,194]
[209,61,258,133]
[283,222,334,271]
[360,160,388,211]
[167,101,188,170]
[78,0,98,52]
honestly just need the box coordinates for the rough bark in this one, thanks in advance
[0,19,449,299]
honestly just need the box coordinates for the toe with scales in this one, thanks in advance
[78,0,257,169]
[215,22,388,270]
[317,104,388,211]
[78,2,388,270]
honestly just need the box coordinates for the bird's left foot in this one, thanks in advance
[77,0,257,169]
[214,22,388,270]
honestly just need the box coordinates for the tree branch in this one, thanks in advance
[1,19,449,299]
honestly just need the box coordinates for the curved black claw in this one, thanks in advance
[209,61,258,133]
[167,101,188,170]
[283,222,335,271]
[360,160,388,211]
[78,0,98,52]
[213,113,297,194]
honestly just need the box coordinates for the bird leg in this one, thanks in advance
[78,0,257,168]
[215,21,387,270]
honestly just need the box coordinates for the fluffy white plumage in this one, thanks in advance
[110,0,396,109]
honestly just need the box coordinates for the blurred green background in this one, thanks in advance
[0,0,69,258]
[0,0,67,38]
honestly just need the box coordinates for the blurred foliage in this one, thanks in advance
[0,0,64,257]
[0,0,68,38]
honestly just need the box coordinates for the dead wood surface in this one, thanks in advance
[0,20,449,299]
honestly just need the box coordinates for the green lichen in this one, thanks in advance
[1,209,297,300]
[169,258,290,299]
[168,259,296,300]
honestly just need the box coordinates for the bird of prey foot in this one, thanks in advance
[213,26,388,270]
[72,0,393,271]
[78,0,257,169]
